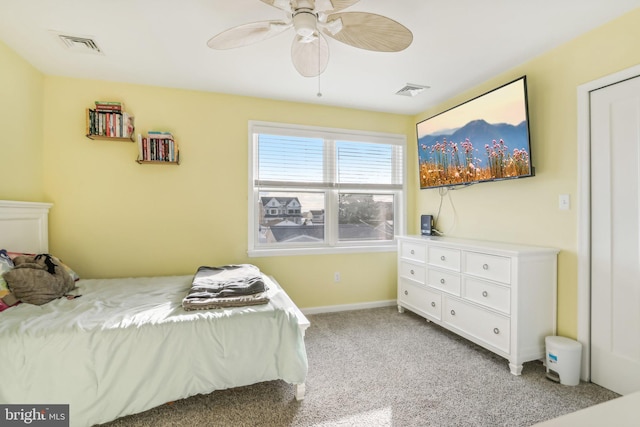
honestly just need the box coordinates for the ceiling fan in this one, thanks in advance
[207,0,413,77]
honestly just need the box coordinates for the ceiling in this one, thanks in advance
[1,0,638,115]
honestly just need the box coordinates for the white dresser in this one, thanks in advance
[397,235,558,375]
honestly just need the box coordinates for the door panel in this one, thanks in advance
[590,75,640,395]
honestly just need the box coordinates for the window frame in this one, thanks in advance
[248,121,406,257]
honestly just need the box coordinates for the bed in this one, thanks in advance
[0,200,309,427]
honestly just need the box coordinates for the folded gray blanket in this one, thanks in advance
[182,264,270,310]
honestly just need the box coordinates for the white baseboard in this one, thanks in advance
[300,299,397,315]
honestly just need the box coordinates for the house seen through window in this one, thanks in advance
[249,121,406,256]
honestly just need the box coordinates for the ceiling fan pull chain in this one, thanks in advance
[317,40,322,97]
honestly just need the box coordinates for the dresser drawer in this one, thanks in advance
[463,277,511,314]
[399,279,442,320]
[399,261,425,284]
[428,246,461,271]
[427,268,461,296]
[464,252,511,284]
[443,297,510,354]
[400,241,426,263]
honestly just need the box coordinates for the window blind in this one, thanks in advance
[255,133,403,190]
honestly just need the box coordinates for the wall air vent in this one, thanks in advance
[395,83,430,97]
[50,31,104,54]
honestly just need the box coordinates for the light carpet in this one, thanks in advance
[100,306,618,427]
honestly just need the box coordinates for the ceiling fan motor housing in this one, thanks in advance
[293,9,317,38]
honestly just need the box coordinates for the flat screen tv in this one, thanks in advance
[416,76,533,189]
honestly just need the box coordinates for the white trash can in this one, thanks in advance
[545,336,582,386]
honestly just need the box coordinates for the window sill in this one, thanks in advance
[248,244,397,257]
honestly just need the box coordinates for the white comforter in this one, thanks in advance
[0,275,308,426]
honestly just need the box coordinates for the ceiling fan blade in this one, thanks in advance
[322,12,412,52]
[315,0,360,13]
[207,20,291,49]
[259,0,292,13]
[260,0,359,13]
[291,33,329,77]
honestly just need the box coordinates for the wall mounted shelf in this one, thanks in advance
[136,154,180,165]
[85,104,135,141]
[86,134,135,142]
[137,132,180,165]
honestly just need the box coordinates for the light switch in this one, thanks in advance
[559,194,570,210]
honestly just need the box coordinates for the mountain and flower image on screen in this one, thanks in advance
[417,77,533,189]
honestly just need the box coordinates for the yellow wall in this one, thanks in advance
[0,41,44,200]
[2,8,639,325]
[413,8,640,337]
[41,77,413,308]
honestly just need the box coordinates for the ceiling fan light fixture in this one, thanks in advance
[293,10,317,38]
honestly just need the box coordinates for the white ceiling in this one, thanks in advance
[1,0,638,115]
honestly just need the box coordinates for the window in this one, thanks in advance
[248,121,406,256]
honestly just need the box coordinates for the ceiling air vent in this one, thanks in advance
[395,83,429,97]
[51,31,103,54]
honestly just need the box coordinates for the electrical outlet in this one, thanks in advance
[334,272,341,283]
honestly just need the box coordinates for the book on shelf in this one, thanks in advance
[109,113,115,137]
[94,101,123,112]
[95,105,122,112]
[138,133,179,162]
[95,101,122,106]
[87,108,134,138]
[137,134,144,160]
[86,109,92,135]
[148,131,174,140]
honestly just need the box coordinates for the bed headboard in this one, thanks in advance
[0,200,52,253]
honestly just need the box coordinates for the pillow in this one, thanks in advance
[2,254,76,306]
[0,250,14,298]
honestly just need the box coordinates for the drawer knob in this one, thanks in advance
[450,309,456,316]
[410,249,415,255]
[441,255,446,261]
[404,290,408,296]
[431,301,436,307]
[482,290,488,297]
[410,269,415,275]
[440,278,445,284]
[483,263,489,270]
[493,328,500,335]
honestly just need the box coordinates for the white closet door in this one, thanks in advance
[590,75,640,395]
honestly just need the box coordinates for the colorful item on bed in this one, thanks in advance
[0,250,14,298]
[182,264,270,310]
